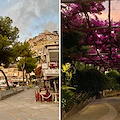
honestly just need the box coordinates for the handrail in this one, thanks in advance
[62,92,92,112]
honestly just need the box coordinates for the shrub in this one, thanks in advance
[72,68,108,97]
[106,70,120,91]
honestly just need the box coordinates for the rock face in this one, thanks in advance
[28,30,59,57]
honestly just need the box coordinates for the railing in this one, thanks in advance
[35,88,59,103]
[62,92,91,112]
[62,92,92,120]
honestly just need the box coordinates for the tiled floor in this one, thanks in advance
[0,86,59,120]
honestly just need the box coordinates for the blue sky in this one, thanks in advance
[0,0,59,42]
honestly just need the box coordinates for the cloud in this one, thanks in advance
[43,21,59,32]
[3,0,59,41]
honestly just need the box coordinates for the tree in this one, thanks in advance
[62,31,90,63]
[24,57,37,73]
[0,16,19,42]
[106,70,119,78]
[62,63,76,110]
[17,57,37,81]
[0,16,19,89]
[61,1,120,112]
[106,70,120,90]
[15,41,37,84]
[0,35,11,67]
[12,41,33,60]
[73,68,108,97]
[61,2,120,69]
[0,16,19,65]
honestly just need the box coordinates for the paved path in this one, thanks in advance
[0,86,59,120]
[66,96,120,120]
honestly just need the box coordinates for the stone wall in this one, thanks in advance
[0,86,30,100]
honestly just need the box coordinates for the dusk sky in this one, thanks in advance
[0,0,59,42]
[99,0,120,22]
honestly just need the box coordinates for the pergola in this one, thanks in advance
[61,0,120,71]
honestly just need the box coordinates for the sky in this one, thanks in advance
[98,0,120,22]
[0,0,119,42]
[0,0,59,42]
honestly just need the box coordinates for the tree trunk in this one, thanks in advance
[29,73,31,82]
[21,62,25,86]
[25,73,28,85]
[22,69,24,85]
[0,69,10,89]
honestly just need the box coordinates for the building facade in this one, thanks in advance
[0,66,26,83]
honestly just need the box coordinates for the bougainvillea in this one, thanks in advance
[61,1,120,70]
